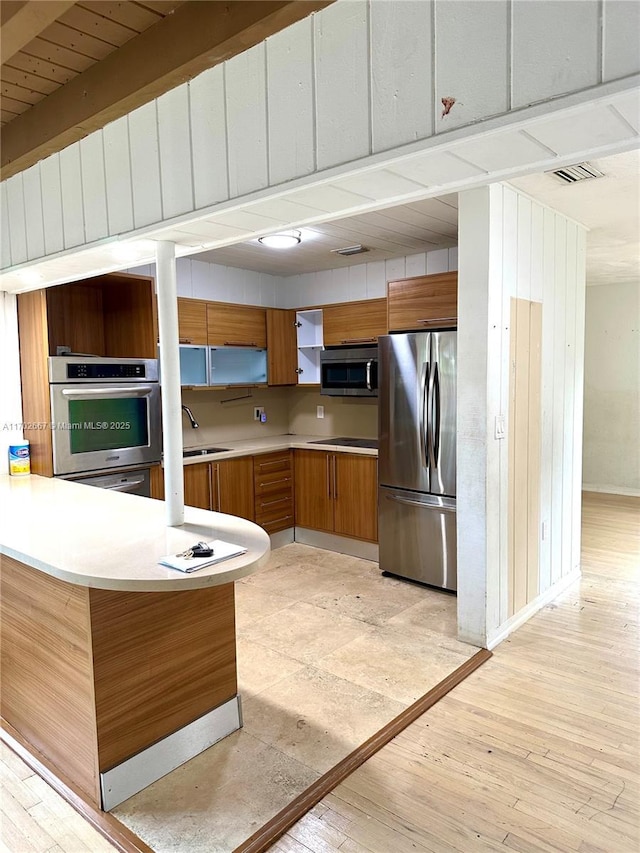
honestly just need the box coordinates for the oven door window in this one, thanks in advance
[68,397,149,453]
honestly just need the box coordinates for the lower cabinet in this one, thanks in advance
[294,450,378,542]
[254,450,294,533]
[183,457,255,522]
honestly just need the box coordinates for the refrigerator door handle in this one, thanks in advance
[420,361,429,470]
[432,362,441,467]
[385,494,456,512]
[427,359,436,468]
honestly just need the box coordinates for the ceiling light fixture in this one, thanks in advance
[258,230,301,249]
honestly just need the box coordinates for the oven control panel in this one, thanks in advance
[67,363,146,380]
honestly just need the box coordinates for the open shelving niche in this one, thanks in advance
[295,309,323,384]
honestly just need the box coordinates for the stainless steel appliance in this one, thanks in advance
[320,346,378,397]
[71,467,151,497]
[378,331,457,590]
[49,356,161,476]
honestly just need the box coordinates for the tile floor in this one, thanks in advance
[110,543,476,852]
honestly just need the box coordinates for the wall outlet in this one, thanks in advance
[254,407,264,421]
[316,405,324,419]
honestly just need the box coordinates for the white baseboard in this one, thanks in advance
[487,567,582,650]
[582,484,640,498]
[100,696,241,810]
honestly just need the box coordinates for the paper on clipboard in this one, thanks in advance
[159,539,247,573]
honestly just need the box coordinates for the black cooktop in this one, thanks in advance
[308,437,378,449]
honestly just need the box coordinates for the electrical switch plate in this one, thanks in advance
[494,414,505,439]
[317,406,324,419]
[254,407,264,421]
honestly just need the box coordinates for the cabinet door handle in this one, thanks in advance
[260,496,291,508]
[224,340,257,347]
[257,458,288,469]
[333,454,337,500]
[265,515,293,527]
[416,317,456,324]
[326,454,331,499]
[208,464,214,510]
[341,337,376,344]
[215,463,221,509]
[259,476,291,487]
[295,368,303,374]
[179,338,193,344]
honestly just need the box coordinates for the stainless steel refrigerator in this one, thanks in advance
[378,331,457,591]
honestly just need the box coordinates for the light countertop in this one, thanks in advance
[181,433,378,465]
[0,474,270,592]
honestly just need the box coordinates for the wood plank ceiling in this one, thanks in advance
[0,0,332,180]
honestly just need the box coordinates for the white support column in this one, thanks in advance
[155,241,184,526]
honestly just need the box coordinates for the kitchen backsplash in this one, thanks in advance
[288,389,378,438]
[181,386,378,447]
[181,387,290,447]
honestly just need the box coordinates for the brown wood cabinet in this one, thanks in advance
[207,302,267,348]
[254,450,294,533]
[177,298,208,345]
[183,457,254,521]
[17,273,156,477]
[294,449,378,542]
[322,298,388,346]
[387,271,458,331]
[266,308,298,385]
[333,453,378,542]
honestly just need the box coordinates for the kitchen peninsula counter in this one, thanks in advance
[0,474,270,811]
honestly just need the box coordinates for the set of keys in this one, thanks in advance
[176,541,214,559]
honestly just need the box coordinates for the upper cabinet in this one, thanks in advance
[387,271,458,332]
[323,298,388,346]
[206,303,267,348]
[177,298,207,345]
[266,309,298,386]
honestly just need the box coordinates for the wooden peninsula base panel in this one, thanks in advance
[0,554,237,809]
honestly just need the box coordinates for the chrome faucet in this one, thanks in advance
[181,404,199,429]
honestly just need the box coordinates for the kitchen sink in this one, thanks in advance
[183,447,230,457]
[308,437,378,450]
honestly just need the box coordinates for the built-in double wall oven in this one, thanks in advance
[48,357,162,484]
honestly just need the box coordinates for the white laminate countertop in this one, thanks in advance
[181,433,378,466]
[0,475,270,592]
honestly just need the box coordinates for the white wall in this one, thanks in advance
[3,0,638,272]
[583,281,640,496]
[129,248,459,309]
[0,293,24,475]
[278,248,458,308]
[458,184,587,649]
[128,258,282,306]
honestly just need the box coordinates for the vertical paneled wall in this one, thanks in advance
[458,184,586,648]
[3,0,636,270]
[128,247,459,309]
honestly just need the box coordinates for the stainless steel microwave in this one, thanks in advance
[48,356,162,476]
[320,346,378,397]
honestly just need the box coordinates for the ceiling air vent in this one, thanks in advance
[549,162,605,184]
[331,244,370,257]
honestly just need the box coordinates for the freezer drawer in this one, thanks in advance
[378,486,457,591]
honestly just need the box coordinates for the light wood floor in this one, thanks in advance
[2,492,638,853]
[273,492,640,853]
